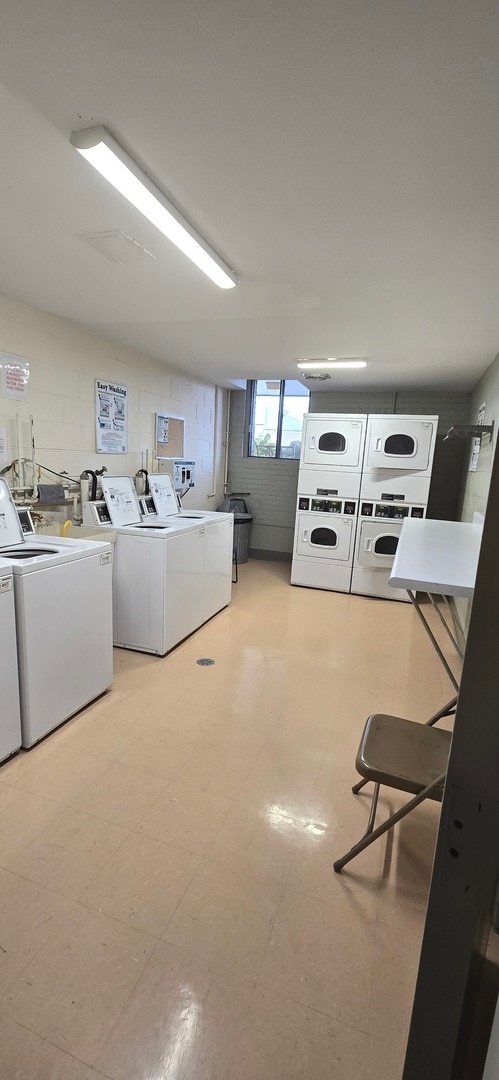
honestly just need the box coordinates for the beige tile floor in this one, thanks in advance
[0,560,460,1079]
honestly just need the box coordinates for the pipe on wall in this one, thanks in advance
[223,389,231,496]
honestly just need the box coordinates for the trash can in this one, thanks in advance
[217,492,253,564]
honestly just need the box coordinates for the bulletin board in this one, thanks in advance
[155,413,184,460]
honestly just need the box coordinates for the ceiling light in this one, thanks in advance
[297,359,367,370]
[70,126,238,289]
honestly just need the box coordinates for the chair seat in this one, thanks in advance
[355,714,452,800]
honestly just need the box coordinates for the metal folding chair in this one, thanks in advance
[333,699,455,873]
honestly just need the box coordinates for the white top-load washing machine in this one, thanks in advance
[0,481,113,747]
[97,475,233,656]
[143,473,228,526]
[0,556,22,762]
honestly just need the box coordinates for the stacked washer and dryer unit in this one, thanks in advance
[291,413,438,600]
[291,414,366,593]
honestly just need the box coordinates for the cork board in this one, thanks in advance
[155,413,184,459]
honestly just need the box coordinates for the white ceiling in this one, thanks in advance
[0,0,497,391]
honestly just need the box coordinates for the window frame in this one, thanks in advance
[246,379,309,459]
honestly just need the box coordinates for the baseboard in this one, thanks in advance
[249,549,292,563]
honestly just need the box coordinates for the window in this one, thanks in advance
[248,380,309,458]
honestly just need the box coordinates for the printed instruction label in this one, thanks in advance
[0,353,30,401]
[95,379,128,454]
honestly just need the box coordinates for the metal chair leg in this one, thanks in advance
[426,695,457,726]
[333,772,446,873]
[363,782,380,837]
[352,777,369,794]
[232,547,238,584]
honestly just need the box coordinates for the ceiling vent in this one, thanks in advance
[82,230,156,265]
[301,372,331,381]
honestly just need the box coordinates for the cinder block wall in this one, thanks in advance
[228,388,471,559]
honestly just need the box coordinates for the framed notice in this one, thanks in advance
[95,379,128,454]
[155,412,184,459]
[0,352,30,400]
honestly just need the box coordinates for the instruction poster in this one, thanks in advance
[95,379,128,454]
[0,352,30,401]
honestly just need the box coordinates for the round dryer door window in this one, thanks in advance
[311,526,338,548]
[383,433,415,457]
[317,432,346,454]
[295,513,353,561]
[373,534,399,557]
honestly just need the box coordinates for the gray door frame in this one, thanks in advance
[403,443,499,1079]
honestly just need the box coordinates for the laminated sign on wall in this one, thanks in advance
[0,352,30,400]
[469,401,486,472]
[95,379,128,453]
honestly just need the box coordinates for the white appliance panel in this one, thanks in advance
[14,552,113,746]
[202,518,234,621]
[301,415,366,470]
[163,528,206,652]
[356,518,403,570]
[113,534,166,653]
[364,415,437,472]
[359,470,431,503]
[296,467,362,500]
[0,564,21,761]
[148,473,179,517]
[290,556,352,593]
[295,513,354,562]
[351,566,409,602]
[101,475,141,526]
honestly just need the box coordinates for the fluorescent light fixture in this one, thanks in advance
[70,125,238,289]
[297,359,367,370]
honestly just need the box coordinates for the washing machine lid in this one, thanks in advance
[148,474,179,518]
[0,478,26,548]
[101,476,142,527]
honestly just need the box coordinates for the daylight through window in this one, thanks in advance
[248,380,309,458]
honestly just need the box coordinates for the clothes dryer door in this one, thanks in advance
[301,416,366,470]
[364,417,437,471]
[295,513,354,562]
[357,519,403,569]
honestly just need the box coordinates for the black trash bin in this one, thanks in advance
[217,492,253,564]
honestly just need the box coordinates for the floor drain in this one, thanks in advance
[196,658,215,666]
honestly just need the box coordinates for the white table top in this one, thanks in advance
[389,518,482,597]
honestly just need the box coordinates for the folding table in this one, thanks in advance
[389,518,482,693]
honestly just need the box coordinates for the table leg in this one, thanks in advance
[407,590,460,692]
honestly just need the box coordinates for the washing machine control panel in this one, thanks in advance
[17,507,35,535]
[361,501,426,519]
[139,496,157,516]
[82,500,112,525]
[298,497,357,515]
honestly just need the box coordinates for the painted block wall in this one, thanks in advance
[461,351,499,523]
[0,292,226,520]
[228,387,471,558]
